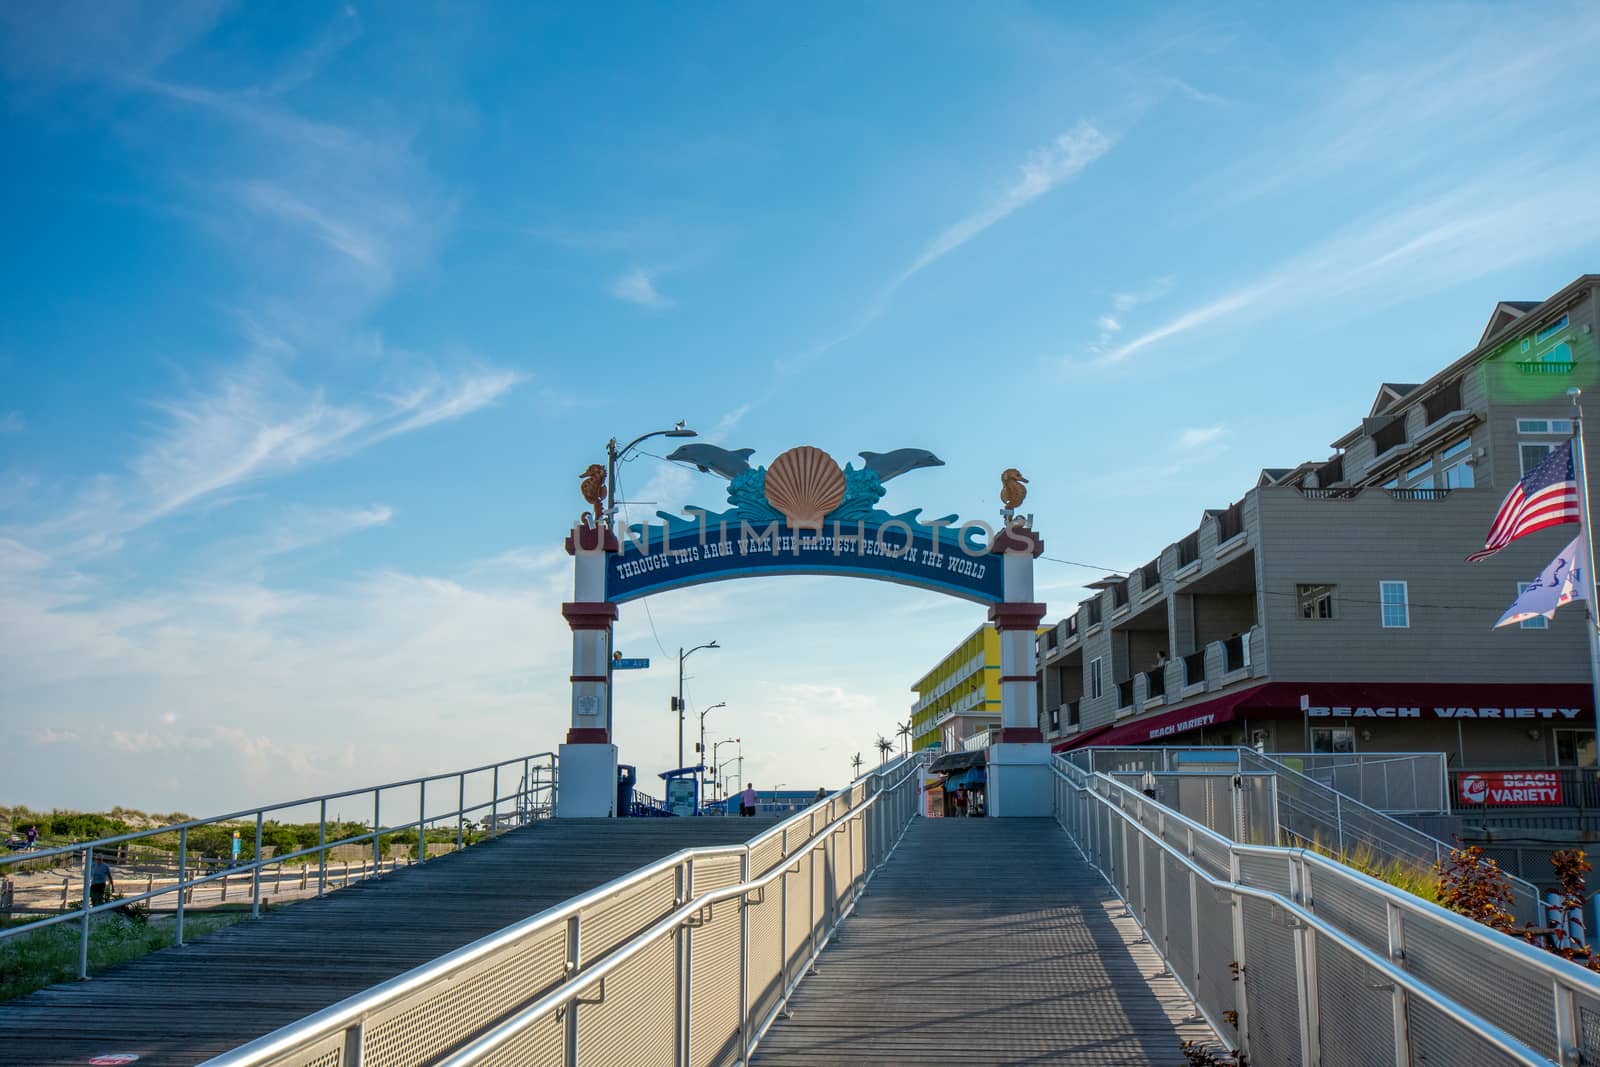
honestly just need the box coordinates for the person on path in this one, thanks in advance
[954,785,968,817]
[814,787,827,803]
[24,825,37,849]
[740,783,758,817]
[89,852,114,907]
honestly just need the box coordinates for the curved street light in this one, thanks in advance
[697,702,726,812]
[677,641,719,769]
[601,421,696,738]
[606,421,696,527]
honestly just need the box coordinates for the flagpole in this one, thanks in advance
[1567,386,1600,743]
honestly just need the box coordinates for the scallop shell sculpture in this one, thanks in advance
[764,445,847,528]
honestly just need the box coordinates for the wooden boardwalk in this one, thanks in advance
[0,817,777,1067]
[754,818,1215,1066]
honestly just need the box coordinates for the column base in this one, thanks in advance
[556,743,618,817]
[986,742,1052,817]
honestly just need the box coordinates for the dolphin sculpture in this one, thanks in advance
[859,448,945,483]
[665,443,756,479]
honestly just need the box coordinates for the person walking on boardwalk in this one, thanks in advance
[740,783,758,817]
[89,852,115,907]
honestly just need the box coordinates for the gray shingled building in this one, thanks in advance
[1040,275,1600,787]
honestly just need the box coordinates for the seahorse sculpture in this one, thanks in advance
[1000,468,1028,511]
[580,463,607,527]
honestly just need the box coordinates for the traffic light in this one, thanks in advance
[670,697,682,711]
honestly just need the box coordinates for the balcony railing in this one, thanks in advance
[1516,360,1575,375]
[1066,699,1081,727]
[1298,486,1363,500]
[1221,633,1249,673]
[1182,650,1206,688]
[1143,667,1165,699]
[1138,559,1159,592]
[1115,679,1134,710]
[1085,600,1103,626]
[1111,581,1130,609]
[1386,487,1453,502]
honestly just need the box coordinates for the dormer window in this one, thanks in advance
[1422,379,1462,425]
[1372,417,1408,454]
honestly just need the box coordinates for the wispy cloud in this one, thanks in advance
[898,121,1112,284]
[1176,425,1225,449]
[1100,281,1277,364]
[1086,275,1174,355]
[778,122,1114,375]
[610,267,674,308]
[0,411,23,434]
[1098,152,1600,366]
[11,360,520,557]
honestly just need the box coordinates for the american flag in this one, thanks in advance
[1466,439,1580,562]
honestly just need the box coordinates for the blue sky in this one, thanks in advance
[4,2,1600,813]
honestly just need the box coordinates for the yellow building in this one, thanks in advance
[910,623,1047,752]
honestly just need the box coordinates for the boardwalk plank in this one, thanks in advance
[753,818,1216,1066]
[0,818,777,1066]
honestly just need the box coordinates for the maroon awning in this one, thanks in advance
[1054,684,1285,751]
[1052,680,1593,752]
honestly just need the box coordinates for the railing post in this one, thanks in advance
[251,811,264,918]
[176,826,188,947]
[738,849,752,1062]
[418,780,427,864]
[491,765,500,836]
[373,790,382,874]
[318,799,328,897]
[676,858,692,1067]
[1385,900,1410,1064]
[564,913,581,1067]
[1229,848,1251,1060]
[1334,793,1344,853]
[79,846,92,980]
[1290,861,1320,1065]
[457,773,465,851]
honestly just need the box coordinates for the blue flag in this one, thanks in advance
[1494,534,1587,629]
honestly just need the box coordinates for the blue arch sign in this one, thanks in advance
[603,443,1006,605]
[608,517,1003,604]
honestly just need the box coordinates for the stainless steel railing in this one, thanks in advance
[1056,756,1600,1065]
[0,752,556,980]
[200,752,927,1067]
[1070,744,1540,920]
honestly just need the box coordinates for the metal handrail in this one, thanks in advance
[199,752,927,1067]
[1055,762,1546,1064]
[436,758,927,1067]
[0,752,557,980]
[1056,758,1600,1063]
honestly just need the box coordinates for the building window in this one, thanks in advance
[1403,458,1434,489]
[1441,437,1474,489]
[1089,657,1103,700]
[1517,582,1548,630]
[1556,728,1597,768]
[1379,581,1410,628]
[1536,315,1570,344]
[1518,418,1574,435]
[1311,726,1356,754]
[1297,584,1336,620]
[1521,441,1557,474]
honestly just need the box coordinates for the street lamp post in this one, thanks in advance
[677,641,719,771]
[602,421,696,738]
[711,738,738,802]
[697,702,726,813]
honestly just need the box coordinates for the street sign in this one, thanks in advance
[612,658,650,670]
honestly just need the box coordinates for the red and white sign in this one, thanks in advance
[1457,771,1563,806]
